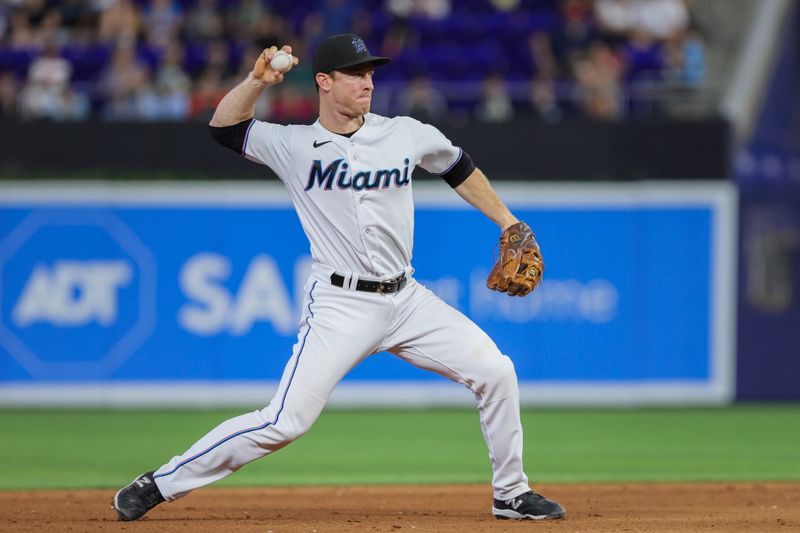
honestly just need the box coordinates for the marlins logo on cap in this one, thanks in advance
[351,36,367,54]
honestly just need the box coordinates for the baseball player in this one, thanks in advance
[113,34,563,522]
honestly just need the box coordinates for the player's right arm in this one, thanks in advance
[209,45,298,127]
[209,46,298,175]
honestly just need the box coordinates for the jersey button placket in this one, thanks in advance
[348,142,374,272]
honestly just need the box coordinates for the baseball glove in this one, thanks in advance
[486,221,544,297]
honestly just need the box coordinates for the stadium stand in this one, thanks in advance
[0,0,706,122]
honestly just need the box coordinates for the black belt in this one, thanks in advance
[330,273,408,294]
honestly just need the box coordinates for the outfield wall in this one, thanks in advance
[0,118,730,182]
[0,181,737,407]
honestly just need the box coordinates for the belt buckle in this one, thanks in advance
[377,274,405,294]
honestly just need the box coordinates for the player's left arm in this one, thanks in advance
[456,167,544,296]
[453,167,518,230]
[408,118,518,230]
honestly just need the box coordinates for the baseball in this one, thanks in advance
[270,51,293,72]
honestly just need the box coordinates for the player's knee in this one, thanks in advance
[272,409,316,442]
[273,424,306,443]
[254,404,318,445]
[494,354,519,388]
[478,354,519,401]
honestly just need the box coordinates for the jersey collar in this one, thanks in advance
[314,113,370,139]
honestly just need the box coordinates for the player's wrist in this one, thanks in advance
[247,72,271,89]
[500,217,519,232]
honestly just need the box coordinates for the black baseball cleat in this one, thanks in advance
[112,471,165,521]
[492,490,566,520]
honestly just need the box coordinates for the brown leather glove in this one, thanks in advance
[486,221,544,297]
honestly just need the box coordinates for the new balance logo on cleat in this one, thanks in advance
[492,490,565,521]
[112,471,165,521]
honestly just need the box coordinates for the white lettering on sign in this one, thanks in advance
[12,260,133,327]
[469,271,619,323]
[178,253,295,336]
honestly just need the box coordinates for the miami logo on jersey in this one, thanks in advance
[304,158,411,192]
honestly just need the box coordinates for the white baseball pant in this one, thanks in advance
[153,273,531,501]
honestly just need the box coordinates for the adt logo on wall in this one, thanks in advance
[0,210,156,379]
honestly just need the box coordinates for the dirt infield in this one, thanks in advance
[1,483,798,532]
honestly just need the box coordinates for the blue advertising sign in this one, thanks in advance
[0,182,736,406]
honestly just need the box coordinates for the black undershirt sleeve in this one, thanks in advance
[440,150,476,188]
[208,119,252,156]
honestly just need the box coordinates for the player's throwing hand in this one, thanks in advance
[253,45,299,85]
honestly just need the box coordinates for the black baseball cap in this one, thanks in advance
[312,34,390,76]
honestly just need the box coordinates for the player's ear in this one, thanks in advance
[316,72,332,93]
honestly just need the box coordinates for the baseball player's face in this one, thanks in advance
[329,65,374,118]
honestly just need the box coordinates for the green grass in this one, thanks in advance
[0,406,798,490]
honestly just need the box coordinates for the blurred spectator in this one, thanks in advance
[100,42,148,119]
[621,28,667,114]
[572,41,623,119]
[552,0,596,63]
[8,8,38,47]
[156,41,190,92]
[490,0,521,12]
[253,15,286,51]
[56,87,91,120]
[397,75,448,122]
[387,0,452,20]
[189,67,227,121]
[54,0,96,46]
[142,0,182,48]
[270,84,317,123]
[234,0,268,42]
[633,0,689,40]
[308,0,358,38]
[135,72,183,121]
[681,28,706,87]
[663,26,705,87]
[97,0,139,45]
[184,0,224,43]
[622,28,664,82]
[351,8,375,44]
[476,74,513,122]
[530,75,563,123]
[19,42,89,121]
[380,22,416,58]
[594,0,636,40]
[143,40,191,120]
[58,0,93,32]
[205,40,232,75]
[17,0,60,46]
[528,32,559,79]
[0,8,8,43]
[0,73,19,119]
[386,0,413,18]
[595,0,689,40]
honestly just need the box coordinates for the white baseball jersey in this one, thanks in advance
[242,113,462,278]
